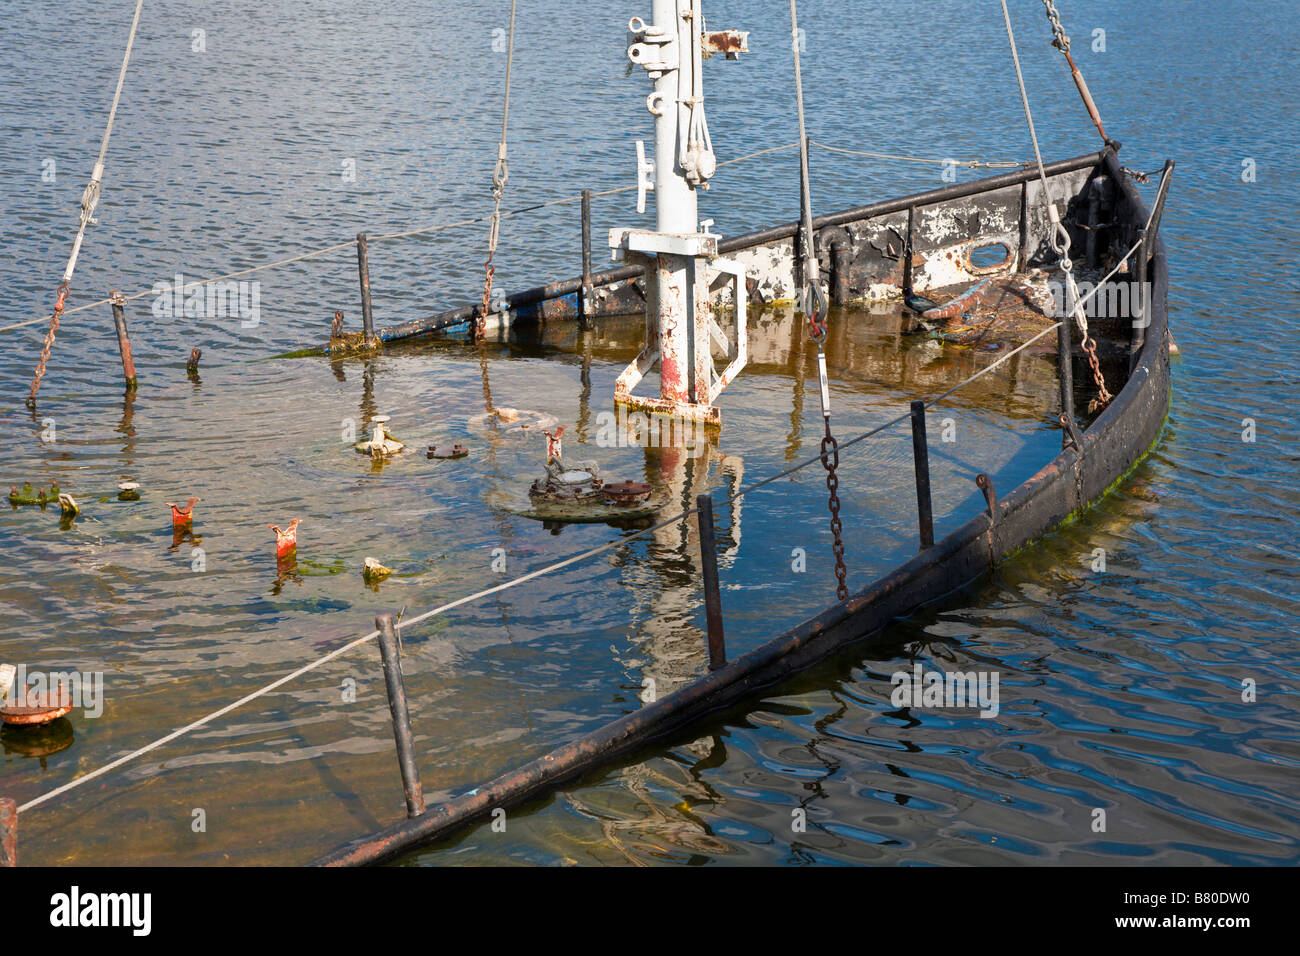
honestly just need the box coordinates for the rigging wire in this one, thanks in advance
[477,0,519,341]
[998,0,1112,410]
[25,0,147,405]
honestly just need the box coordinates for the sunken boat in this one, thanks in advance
[313,4,1174,865]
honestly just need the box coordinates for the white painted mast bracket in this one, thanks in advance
[611,0,748,427]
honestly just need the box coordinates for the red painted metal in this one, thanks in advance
[268,518,301,559]
[167,496,200,532]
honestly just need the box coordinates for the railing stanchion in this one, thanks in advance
[357,231,377,347]
[696,495,726,670]
[376,614,425,818]
[580,189,594,330]
[909,400,935,550]
[109,291,138,391]
[1058,311,1076,447]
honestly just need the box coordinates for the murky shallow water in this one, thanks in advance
[1,0,1296,866]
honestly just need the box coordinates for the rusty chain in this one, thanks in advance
[1053,226,1113,410]
[1041,0,1070,52]
[820,416,849,601]
[791,0,848,600]
[26,281,71,405]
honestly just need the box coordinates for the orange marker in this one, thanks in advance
[167,497,200,531]
[268,518,302,559]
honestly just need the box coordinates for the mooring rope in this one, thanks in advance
[24,0,147,405]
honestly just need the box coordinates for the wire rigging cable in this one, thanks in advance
[788,0,848,601]
[998,0,1111,410]
[26,0,147,406]
[477,0,519,341]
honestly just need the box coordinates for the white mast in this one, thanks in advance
[611,1,749,425]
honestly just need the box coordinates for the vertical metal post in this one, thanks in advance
[375,614,425,818]
[0,798,14,867]
[108,290,137,391]
[1058,305,1076,439]
[655,0,696,405]
[357,232,376,346]
[695,495,726,670]
[909,400,934,550]
[1130,232,1148,372]
[580,189,594,330]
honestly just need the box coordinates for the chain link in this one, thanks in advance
[26,281,70,406]
[820,418,848,601]
[1052,225,1113,410]
[1041,0,1071,52]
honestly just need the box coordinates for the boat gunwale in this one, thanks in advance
[371,150,1110,343]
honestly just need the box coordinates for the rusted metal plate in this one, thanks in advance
[704,30,749,58]
[1,798,14,867]
[1,687,73,727]
[602,480,652,506]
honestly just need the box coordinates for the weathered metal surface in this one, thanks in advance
[1,686,73,727]
[357,232,376,346]
[314,148,1172,867]
[602,480,652,506]
[366,152,1107,346]
[909,401,934,550]
[109,290,138,390]
[0,798,14,867]
[696,495,726,670]
[704,30,749,57]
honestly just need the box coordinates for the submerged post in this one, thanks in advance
[580,189,594,330]
[695,495,726,670]
[375,614,425,818]
[357,232,376,346]
[0,798,14,867]
[909,400,934,550]
[108,290,138,391]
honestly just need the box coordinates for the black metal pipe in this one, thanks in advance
[357,232,376,345]
[375,614,425,818]
[580,189,593,331]
[372,151,1109,344]
[909,401,934,550]
[696,495,726,670]
[1059,305,1076,440]
[830,237,851,305]
[109,290,137,391]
